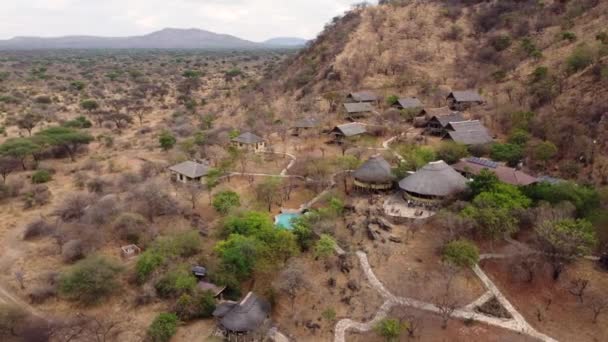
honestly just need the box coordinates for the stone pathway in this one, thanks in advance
[334,251,558,342]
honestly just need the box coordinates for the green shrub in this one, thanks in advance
[490,143,523,167]
[436,142,469,164]
[136,250,165,283]
[159,131,176,151]
[386,95,399,106]
[173,290,216,321]
[212,191,241,215]
[375,318,407,342]
[523,182,600,217]
[491,35,512,51]
[507,129,530,146]
[443,239,480,267]
[155,268,197,298]
[135,231,201,283]
[521,38,542,58]
[314,234,336,259]
[147,313,178,342]
[561,31,577,42]
[63,116,92,129]
[31,170,52,184]
[596,32,608,44]
[567,44,595,73]
[59,256,122,305]
[321,308,336,321]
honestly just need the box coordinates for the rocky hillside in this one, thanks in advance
[259,0,608,185]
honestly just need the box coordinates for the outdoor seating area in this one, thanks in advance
[383,194,436,219]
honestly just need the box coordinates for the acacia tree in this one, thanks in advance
[0,157,20,183]
[0,138,41,170]
[255,177,282,212]
[535,219,597,280]
[129,105,152,126]
[35,127,93,162]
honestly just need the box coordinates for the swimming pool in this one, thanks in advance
[275,212,301,230]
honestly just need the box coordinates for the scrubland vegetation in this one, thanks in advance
[0,1,607,341]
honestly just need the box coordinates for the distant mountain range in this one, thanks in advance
[0,28,308,50]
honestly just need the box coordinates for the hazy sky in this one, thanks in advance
[0,0,375,41]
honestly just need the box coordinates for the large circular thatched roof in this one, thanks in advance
[353,155,396,183]
[398,160,468,197]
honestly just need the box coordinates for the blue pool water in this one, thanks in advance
[275,213,301,230]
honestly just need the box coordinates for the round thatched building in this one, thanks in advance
[352,155,396,190]
[398,160,468,200]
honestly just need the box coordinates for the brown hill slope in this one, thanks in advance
[259,0,608,184]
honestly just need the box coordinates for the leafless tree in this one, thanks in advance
[568,278,589,303]
[433,268,459,329]
[129,182,179,222]
[181,182,203,210]
[274,260,311,313]
[588,293,608,324]
[52,193,94,222]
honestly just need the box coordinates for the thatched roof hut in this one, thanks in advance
[293,117,320,129]
[232,132,264,144]
[447,90,484,110]
[344,102,374,118]
[347,91,379,103]
[398,161,468,199]
[443,120,493,145]
[331,123,367,138]
[353,155,395,190]
[396,97,423,110]
[213,292,270,334]
[169,161,210,183]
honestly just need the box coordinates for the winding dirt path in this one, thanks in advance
[334,251,557,342]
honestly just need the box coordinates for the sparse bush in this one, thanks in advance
[113,212,150,245]
[31,169,52,184]
[86,178,109,194]
[28,285,56,304]
[490,35,512,52]
[129,182,179,222]
[521,38,542,58]
[444,25,463,41]
[59,255,123,305]
[61,239,85,263]
[21,185,51,209]
[23,219,55,240]
[53,193,93,222]
[147,313,178,342]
